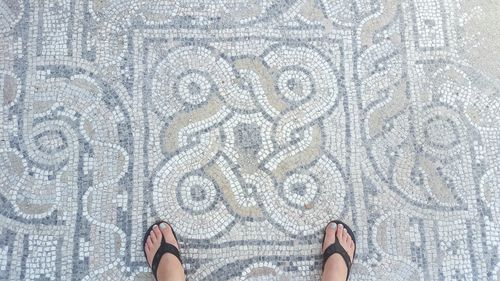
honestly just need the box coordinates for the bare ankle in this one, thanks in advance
[322,254,348,281]
[156,254,185,281]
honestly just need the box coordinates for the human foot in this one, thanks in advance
[144,222,184,281]
[321,221,356,281]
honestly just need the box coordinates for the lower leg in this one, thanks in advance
[321,255,348,281]
[156,255,185,281]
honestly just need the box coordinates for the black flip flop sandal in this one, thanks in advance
[143,221,183,280]
[322,220,356,281]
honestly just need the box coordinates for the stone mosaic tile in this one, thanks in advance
[0,0,499,280]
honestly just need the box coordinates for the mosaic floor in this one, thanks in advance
[1,0,499,280]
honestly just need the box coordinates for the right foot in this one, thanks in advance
[322,222,355,280]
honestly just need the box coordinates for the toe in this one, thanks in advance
[323,222,337,252]
[159,222,179,249]
[343,228,349,243]
[346,231,352,243]
[152,225,162,241]
[150,226,158,242]
[337,223,344,240]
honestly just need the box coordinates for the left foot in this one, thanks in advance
[322,222,355,280]
[144,223,183,276]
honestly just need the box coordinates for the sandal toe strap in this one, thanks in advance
[151,241,182,280]
[322,240,352,278]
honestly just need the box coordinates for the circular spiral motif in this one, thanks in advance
[281,173,319,209]
[153,129,235,239]
[26,120,77,170]
[420,105,464,160]
[276,66,314,103]
[151,45,234,117]
[175,70,216,106]
[255,155,345,236]
[177,173,218,213]
[33,130,68,154]
[423,116,460,149]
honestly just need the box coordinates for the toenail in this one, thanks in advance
[153,225,158,229]
[160,222,167,229]
[331,223,337,230]
[343,228,348,232]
